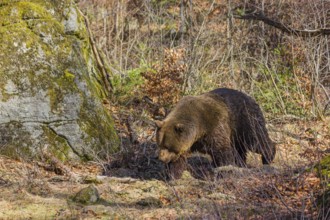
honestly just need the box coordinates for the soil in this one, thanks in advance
[0,102,329,219]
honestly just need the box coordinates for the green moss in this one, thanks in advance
[82,176,103,184]
[19,2,52,19]
[0,122,74,161]
[317,155,330,179]
[42,126,73,162]
[64,70,75,80]
[72,185,100,205]
[0,2,52,26]
[113,66,146,103]
[91,77,108,99]
[58,70,77,87]
[48,70,80,113]
[0,121,33,159]
[0,3,68,98]
[48,87,62,113]
[315,155,330,210]
[66,7,88,40]
[78,101,119,160]
[0,0,119,161]
[79,42,108,99]
[0,23,35,50]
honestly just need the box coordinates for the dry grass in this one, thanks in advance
[1,0,329,219]
[2,76,328,218]
[1,103,328,219]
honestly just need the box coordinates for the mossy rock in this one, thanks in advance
[317,155,330,179]
[73,185,100,204]
[0,0,119,160]
[136,197,162,208]
[316,155,330,215]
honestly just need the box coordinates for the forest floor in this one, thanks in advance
[0,101,329,219]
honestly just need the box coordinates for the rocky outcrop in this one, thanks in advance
[0,0,119,160]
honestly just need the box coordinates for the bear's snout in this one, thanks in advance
[158,149,179,163]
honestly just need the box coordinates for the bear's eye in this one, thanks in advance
[174,123,184,134]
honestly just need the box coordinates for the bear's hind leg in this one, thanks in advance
[254,131,276,164]
[253,119,276,164]
[232,139,248,167]
[261,141,276,164]
[234,147,248,167]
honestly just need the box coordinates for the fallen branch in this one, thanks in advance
[232,7,330,37]
[41,149,80,182]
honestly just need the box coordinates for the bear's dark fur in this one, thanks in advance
[155,88,276,179]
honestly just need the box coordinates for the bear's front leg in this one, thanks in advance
[204,134,235,167]
[166,156,187,179]
[210,146,235,167]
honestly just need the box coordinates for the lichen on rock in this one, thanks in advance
[316,155,330,215]
[73,184,100,204]
[0,0,119,160]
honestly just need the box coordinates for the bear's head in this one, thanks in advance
[155,94,228,164]
[155,117,199,164]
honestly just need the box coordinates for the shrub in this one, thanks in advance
[141,48,186,107]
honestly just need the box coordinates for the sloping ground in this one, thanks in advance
[0,116,329,219]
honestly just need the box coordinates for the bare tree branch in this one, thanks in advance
[232,7,330,37]
[77,8,114,95]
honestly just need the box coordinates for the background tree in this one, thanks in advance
[78,0,329,118]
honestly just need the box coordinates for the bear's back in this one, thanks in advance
[208,88,264,133]
[210,88,254,105]
[209,88,258,115]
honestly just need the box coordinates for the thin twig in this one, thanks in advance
[232,7,330,37]
[77,8,114,95]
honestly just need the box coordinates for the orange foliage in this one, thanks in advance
[141,48,187,107]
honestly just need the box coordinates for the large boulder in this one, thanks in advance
[0,0,119,160]
[317,155,330,217]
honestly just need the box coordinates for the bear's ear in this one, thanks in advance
[155,120,164,128]
[174,123,184,134]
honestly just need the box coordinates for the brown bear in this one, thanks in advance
[155,88,276,179]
